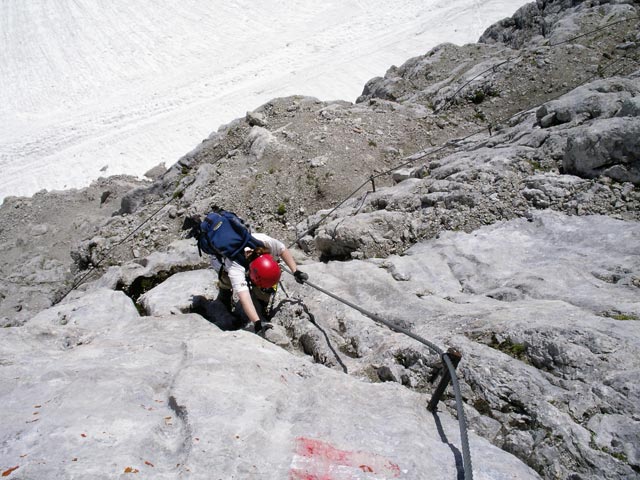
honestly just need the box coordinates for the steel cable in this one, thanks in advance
[288,24,639,249]
[53,178,196,305]
[283,269,475,479]
[443,352,473,480]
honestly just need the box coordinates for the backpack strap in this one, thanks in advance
[225,217,252,260]
[223,213,266,265]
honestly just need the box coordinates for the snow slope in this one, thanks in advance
[0,0,529,203]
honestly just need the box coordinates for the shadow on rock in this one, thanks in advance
[432,411,464,480]
[191,295,247,331]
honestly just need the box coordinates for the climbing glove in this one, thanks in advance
[293,270,308,284]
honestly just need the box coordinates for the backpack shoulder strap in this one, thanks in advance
[246,235,266,251]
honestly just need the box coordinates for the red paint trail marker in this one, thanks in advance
[289,437,401,479]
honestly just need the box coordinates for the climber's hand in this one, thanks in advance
[182,216,202,238]
[254,320,273,336]
[294,270,308,284]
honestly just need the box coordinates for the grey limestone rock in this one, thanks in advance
[246,109,268,127]
[479,1,546,48]
[480,0,636,50]
[563,116,640,184]
[2,2,640,479]
[117,185,150,214]
[137,269,218,316]
[90,239,207,294]
[0,288,541,480]
[588,413,640,469]
[290,212,640,480]
[180,163,218,205]
[315,210,414,259]
[143,162,167,180]
[243,126,276,160]
[617,96,640,117]
[536,77,640,127]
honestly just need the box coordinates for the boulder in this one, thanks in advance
[143,162,168,181]
[92,239,207,293]
[137,269,218,316]
[563,117,640,184]
[315,210,414,259]
[244,126,277,161]
[536,78,640,127]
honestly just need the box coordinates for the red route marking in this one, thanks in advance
[290,437,401,479]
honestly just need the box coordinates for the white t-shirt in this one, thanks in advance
[223,233,285,293]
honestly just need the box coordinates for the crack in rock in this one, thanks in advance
[156,342,194,472]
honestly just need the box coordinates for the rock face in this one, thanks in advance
[2,212,636,479]
[0,175,147,327]
[535,77,640,184]
[1,1,640,479]
[0,288,540,480]
[478,0,637,49]
[305,74,640,261]
[282,213,640,480]
[137,269,217,316]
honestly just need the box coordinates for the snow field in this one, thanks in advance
[0,0,528,202]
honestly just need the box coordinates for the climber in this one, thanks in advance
[183,209,308,334]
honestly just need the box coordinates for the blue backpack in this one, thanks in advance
[197,210,265,267]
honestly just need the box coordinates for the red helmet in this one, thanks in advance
[249,254,281,288]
